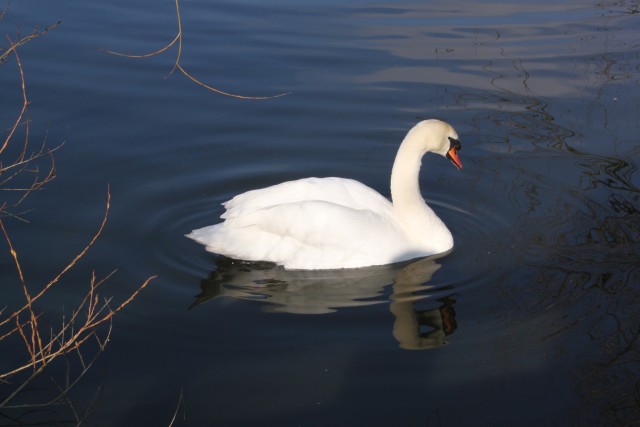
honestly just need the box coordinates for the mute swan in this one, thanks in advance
[187,119,463,270]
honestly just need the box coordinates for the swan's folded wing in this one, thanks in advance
[189,198,438,269]
[222,177,392,219]
[218,200,411,268]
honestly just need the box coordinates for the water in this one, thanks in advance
[1,0,639,425]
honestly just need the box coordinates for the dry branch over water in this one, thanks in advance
[1,11,154,422]
[0,187,155,409]
[100,0,290,100]
[1,23,59,220]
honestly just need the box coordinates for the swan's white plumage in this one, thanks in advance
[187,119,462,270]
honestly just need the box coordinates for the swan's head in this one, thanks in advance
[413,119,463,170]
[446,136,462,170]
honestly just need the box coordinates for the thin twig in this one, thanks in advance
[176,64,290,100]
[1,37,28,156]
[168,388,185,427]
[0,186,112,330]
[0,186,155,382]
[101,0,290,99]
[0,21,62,64]
[0,2,9,22]
[99,33,180,59]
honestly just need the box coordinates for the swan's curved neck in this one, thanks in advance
[389,121,454,253]
[390,128,428,210]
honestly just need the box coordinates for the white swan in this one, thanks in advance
[187,119,463,270]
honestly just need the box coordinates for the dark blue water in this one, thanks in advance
[2,0,639,425]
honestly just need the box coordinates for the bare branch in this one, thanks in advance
[0,7,154,419]
[101,0,290,99]
[168,388,186,427]
[0,37,28,157]
[98,33,180,59]
[0,20,62,64]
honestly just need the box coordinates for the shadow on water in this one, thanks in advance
[511,185,640,424]
[422,6,640,422]
[190,255,458,351]
[456,76,640,427]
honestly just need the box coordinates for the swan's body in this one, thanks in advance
[187,119,463,270]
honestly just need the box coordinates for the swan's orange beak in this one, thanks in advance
[447,146,462,170]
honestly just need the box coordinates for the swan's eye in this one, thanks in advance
[448,137,461,151]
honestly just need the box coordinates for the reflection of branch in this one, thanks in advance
[101,0,290,100]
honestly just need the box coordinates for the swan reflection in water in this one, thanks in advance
[191,255,458,350]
